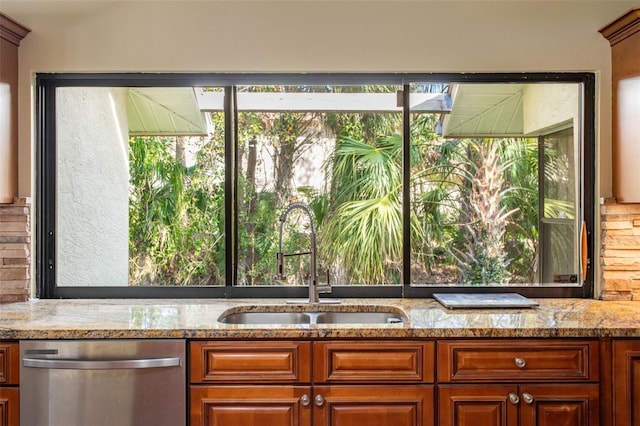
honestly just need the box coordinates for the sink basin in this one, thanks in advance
[218,312,310,325]
[218,306,407,325]
[315,311,404,324]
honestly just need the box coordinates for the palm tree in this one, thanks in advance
[321,135,406,284]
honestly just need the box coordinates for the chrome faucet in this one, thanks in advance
[276,202,338,304]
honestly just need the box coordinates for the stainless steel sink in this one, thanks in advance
[218,312,310,325]
[315,311,404,324]
[218,306,407,325]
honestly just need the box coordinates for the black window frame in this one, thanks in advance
[36,72,595,299]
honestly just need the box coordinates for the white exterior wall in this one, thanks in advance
[56,87,129,286]
[523,84,579,136]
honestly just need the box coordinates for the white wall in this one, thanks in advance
[2,0,633,200]
[56,87,129,286]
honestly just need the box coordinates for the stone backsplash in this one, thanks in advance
[601,201,640,300]
[0,197,30,302]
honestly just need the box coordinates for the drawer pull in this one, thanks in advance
[522,392,534,404]
[314,394,325,407]
[300,394,310,407]
[508,392,520,405]
[514,357,526,368]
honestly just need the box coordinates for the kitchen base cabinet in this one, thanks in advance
[439,385,519,426]
[314,385,434,426]
[190,340,435,426]
[0,342,18,426]
[190,385,312,426]
[0,388,18,426]
[613,340,640,426]
[518,384,599,426]
[438,384,599,426]
[437,340,599,426]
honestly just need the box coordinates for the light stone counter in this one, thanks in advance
[1,298,640,340]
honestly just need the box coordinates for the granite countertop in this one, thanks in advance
[1,298,640,340]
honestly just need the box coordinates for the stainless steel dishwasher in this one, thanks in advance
[20,339,186,426]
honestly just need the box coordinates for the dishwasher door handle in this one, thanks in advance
[23,356,182,370]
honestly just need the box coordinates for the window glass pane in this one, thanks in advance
[541,128,579,284]
[408,82,582,286]
[55,86,225,287]
[236,85,402,286]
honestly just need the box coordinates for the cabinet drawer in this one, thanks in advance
[0,343,18,385]
[438,340,598,382]
[314,341,435,383]
[190,341,311,383]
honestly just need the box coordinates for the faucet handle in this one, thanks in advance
[276,252,285,277]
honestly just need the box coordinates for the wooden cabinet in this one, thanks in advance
[313,385,434,426]
[439,384,599,426]
[190,340,435,426]
[437,340,599,426]
[600,8,640,203]
[612,340,640,426]
[313,341,435,426]
[0,14,30,204]
[191,385,312,426]
[190,341,312,425]
[0,342,18,426]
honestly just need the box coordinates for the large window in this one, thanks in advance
[37,73,595,298]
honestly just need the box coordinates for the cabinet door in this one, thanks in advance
[312,385,434,426]
[438,385,518,426]
[0,388,19,426]
[190,385,312,426]
[613,340,640,426]
[519,384,599,426]
[0,343,19,385]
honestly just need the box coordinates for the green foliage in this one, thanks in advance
[127,89,559,287]
[128,132,226,286]
[321,135,405,284]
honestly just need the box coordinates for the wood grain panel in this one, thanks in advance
[438,340,598,382]
[190,385,311,426]
[613,340,640,426]
[314,341,434,383]
[438,384,518,426]
[0,343,18,385]
[519,384,599,426]
[190,341,311,383]
[0,388,19,426]
[314,385,434,426]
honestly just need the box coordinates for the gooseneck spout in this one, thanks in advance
[276,202,336,304]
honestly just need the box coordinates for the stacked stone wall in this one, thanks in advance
[601,201,640,300]
[0,198,30,302]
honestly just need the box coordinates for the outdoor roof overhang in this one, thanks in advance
[127,88,209,136]
[195,90,452,113]
[440,84,525,138]
[126,85,527,138]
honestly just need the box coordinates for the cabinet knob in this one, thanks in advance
[314,394,325,407]
[514,357,526,368]
[508,392,520,405]
[300,394,310,407]
[522,392,534,404]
